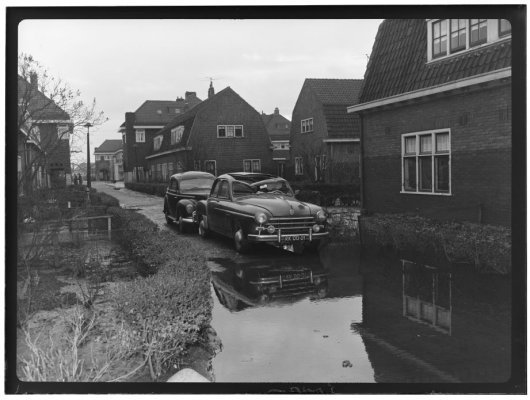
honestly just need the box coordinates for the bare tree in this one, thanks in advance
[294,138,329,183]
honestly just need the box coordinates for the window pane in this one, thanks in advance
[419,156,433,191]
[404,137,416,154]
[435,155,449,192]
[243,160,251,172]
[252,160,261,172]
[499,19,511,35]
[436,132,449,152]
[227,126,235,137]
[235,126,243,137]
[420,135,432,153]
[218,126,226,137]
[404,157,417,191]
[434,21,440,37]
[440,19,447,35]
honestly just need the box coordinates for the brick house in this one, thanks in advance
[18,74,72,193]
[119,92,202,182]
[145,84,273,180]
[347,19,512,226]
[261,107,291,177]
[94,139,123,181]
[289,78,363,184]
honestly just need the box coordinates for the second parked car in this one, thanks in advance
[163,171,216,233]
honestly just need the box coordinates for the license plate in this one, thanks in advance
[283,272,309,280]
[282,235,306,242]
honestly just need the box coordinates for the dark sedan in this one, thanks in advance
[196,172,329,253]
[163,171,215,233]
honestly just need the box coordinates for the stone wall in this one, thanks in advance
[324,206,361,241]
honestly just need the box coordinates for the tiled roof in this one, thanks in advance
[359,19,512,103]
[323,104,361,139]
[261,111,291,138]
[272,149,290,160]
[305,79,363,105]
[133,97,202,126]
[94,139,123,154]
[18,76,70,121]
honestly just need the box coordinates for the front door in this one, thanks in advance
[277,162,285,178]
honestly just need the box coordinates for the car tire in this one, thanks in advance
[234,227,250,253]
[198,219,209,238]
[178,216,186,234]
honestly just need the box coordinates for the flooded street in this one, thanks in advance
[207,244,512,383]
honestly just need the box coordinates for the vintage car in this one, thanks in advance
[196,172,329,253]
[163,171,216,233]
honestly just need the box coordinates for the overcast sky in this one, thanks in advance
[18,18,383,161]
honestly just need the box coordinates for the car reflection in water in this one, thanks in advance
[210,254,329,312]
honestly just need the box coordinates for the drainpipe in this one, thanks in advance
[359,113,365,212]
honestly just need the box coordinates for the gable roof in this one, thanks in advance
[359,19,512,103]
[305,79,363,105]
[261,110,291,140]
[133,97,202,125]
[94,139,123,154]
[18,76,70,121]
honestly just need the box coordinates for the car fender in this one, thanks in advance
[176,198,197,216]
[196,199,207,217]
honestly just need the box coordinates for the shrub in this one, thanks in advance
[125,182,167,197]
[292,182,360,207]
[359,213,511,274]
[108,206,211,380]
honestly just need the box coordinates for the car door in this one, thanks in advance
[215,180,233,237]
[206,179,222,233]
[166,177,178,217]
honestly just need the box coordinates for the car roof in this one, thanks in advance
[218,172,278,183]
[170,171,215,180]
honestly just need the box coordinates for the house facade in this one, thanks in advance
[94,139,123,181]
[289,79,363,184]
[261,107,291,177]
[120,92,202,182]
[145,85,274,181]
[18,74,73,193]
[348,19,512,226]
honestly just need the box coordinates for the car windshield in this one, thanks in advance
[180,178,215,191]
[252,179,294,196]
[232,181,256,198]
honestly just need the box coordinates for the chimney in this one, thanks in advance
[29,71,38,90]
[185,91,196,101]
[274,107,279,115]
[208,81,215,99]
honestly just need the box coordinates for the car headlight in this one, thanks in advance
[255,212,268,225]
[315,210,327,223]
[185,203,195,214]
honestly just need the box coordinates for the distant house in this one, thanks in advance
[119,91,202,182]
[347,19,511,226]
[145,84,273,180]
[18,73,73,193]
[289,78,363,183]
[94,139,123,181]
[261,107,291,177]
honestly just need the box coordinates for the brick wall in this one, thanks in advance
[362,83,511,226]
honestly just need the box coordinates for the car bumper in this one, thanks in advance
[247,231,329,243]
[180,217,196,224]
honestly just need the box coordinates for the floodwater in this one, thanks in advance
[207,243,512,383]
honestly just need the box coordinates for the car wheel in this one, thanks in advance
[234,228,249,253]
[178,216,186,234]
[198,219,209,238]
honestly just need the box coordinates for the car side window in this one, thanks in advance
[210,180,220,197]
[218,181,230,199]
[169,178,177,191]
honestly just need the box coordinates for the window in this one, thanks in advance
[171,126,184,144]
[450,19,466,52]
[122,134,126,144]
[217,125,244,138]
[243,159,261,172]
[218,181,229,199]
[432,19,448,58]
[154,135,163,151]
[402,130,450,194]
[314,155,327,181]
[469,19,488,46]
[301,118,313,133]
[57,124,70,140]
[204,160,217,176]
[135,129,145,143]
[295,157,304,176]
[194,160,201,170]
[233,181,255,197]
[499,19,511,37]
[100,156,105,161]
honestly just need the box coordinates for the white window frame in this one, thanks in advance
[295,157,304,176]
[194,160,201,171]
[204,160,217,176]
[135,129,145,143]
[57,124,70,140]
[153,135,163,151]
[301,118,314,134]
[426,19,510,63]
[217,125,244,138]
[171,126,185,144]
[401,128,452,196]
[243,159,261,172]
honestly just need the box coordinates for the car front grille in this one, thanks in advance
[269,217,315,234]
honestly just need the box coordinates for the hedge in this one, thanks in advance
[359,213,511,275]
[125,182,167,197]
[107,206,212,380]
[292,182,360,207]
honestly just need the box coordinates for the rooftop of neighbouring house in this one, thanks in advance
[94,139,123,154]
[261,107,291,140]
[305,78,364,105]
[359,19,512,103]
[18,75,71,121]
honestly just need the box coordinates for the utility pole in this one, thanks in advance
[84,122,93,202]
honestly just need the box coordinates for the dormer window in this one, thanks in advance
[499,19,511,37]
[450,19,466,52]
[153,135,163,151]
[432,19,447,58]
[469,19,488,47]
